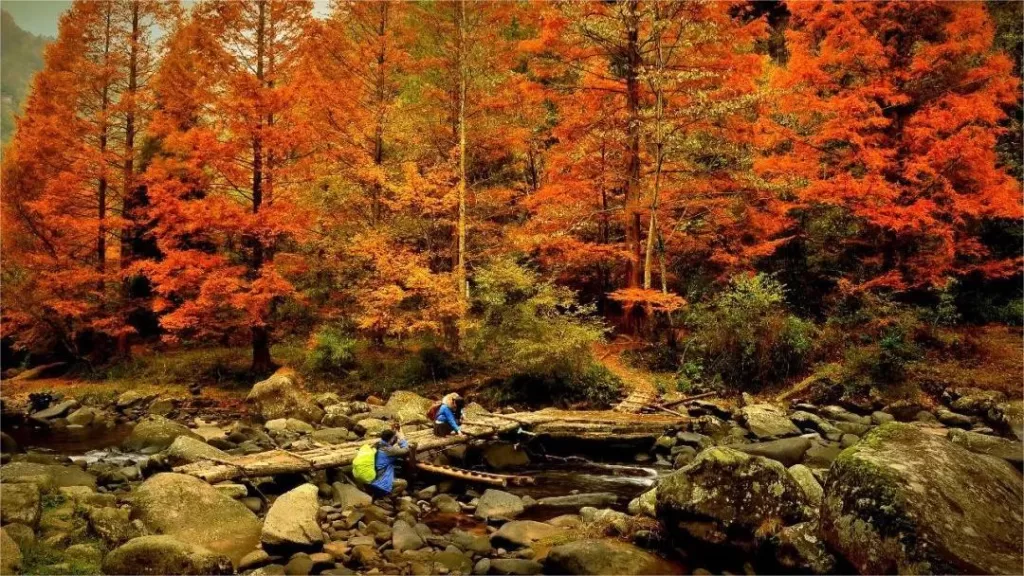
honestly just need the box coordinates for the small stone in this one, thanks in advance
[240,549,272,570]
[285,552,313,575]
[213,482,248,498]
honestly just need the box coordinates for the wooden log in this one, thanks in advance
[415,462,535,487]
[659,391,718,409]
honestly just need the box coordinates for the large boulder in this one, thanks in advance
[474,489,524,522]
[165,436,234,466]
[0,528,22,576]
[657,447,807,548]
[0,482,40,527]
[246,370,324,423]
[124,415,202,452]
[947,428,1023,464]
[131,473,261,567]
[545,539,677,575]
[739,404,801,439]
[102,535,233,575]
[384,391,434,425]
[821,423,1023,574]
[261,483,324,551]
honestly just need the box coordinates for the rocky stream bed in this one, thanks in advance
[0,376,1022,575]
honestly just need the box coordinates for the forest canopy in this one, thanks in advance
[1,0,1021,398]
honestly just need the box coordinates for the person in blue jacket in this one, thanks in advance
[433,392,465,437]
[367,427,415,499]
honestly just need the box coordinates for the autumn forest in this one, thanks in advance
[2,0,1022,405]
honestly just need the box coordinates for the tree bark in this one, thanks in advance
[623,0,643,289]
[96,3,113,293]
[456,0,468,324]
[250,0,272,373]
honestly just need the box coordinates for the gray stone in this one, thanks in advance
[262,484,324,550]
[239,549,272,571]
[1,523,34,550]
[774,522,835,574]
[116,390,153,409]
[66,406,99,426]
[948,428,1023,464]
[545,539,677,575]
[0,482,40,527]
[87,506,134,546]
[490,520,562,549]
[33,399,79,420]
[739,404,800,438]
[871,411,895,425]
[786,464,822,506]
[213,483,248,499]
[311,428,350,445]
[789,411,841,436]
[627,487,657,518]
[802,441,842,468]
[675,431,713,450]
[431,494,461,515]
[474,489,524,521]
[1,528,22,576]
[450,529,491,554]
[247,371,324,423]
[102,535,233,575]
[488,559,543,575]
[65,543,103,566]
[733,436,811,467]
[149,398,176,417]
[355,418,389,437]
[392,520,424,552]
[332,482,372,509]
[821,423,1023,574]
[657,447,807,546]
[535,492,616,509]
[165,435,233,466]
[935,407,975,428]
[384,391,434,425]
[285,552,313,576]
[132,472,261,567]
[951,389,1006,416]
[482,444,530,470]
[0,461,95,492]
[124,415,202,452]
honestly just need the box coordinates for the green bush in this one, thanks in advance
[489,362,623,408]
[305,325,358,374]
[682,273,816,391]
[467,258,608,379]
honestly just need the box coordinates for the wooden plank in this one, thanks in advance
[414,462,534,487]
[614,390,659,413]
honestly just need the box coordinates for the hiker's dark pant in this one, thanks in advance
[367,483,390,500]
[434,422,455,437]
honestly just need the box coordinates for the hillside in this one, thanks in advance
[1,10,48,144]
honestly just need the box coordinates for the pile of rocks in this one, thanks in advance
[625,392,1024,574]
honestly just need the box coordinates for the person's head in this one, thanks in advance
[380,429,396,445]
[444,392,461,408]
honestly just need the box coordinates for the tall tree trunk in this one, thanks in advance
[120,1,139,271]
[250,0,272,373]
[96,4,113,293]
[456,0,468,308]
[644,9,665,291]
[371,2,388,227]
[623,0,643,289]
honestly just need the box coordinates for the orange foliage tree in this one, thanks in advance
[138,0,313,371]
[2,0,176,358]
[758,1,1022,292]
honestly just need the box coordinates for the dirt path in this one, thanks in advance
[594,339,658,395]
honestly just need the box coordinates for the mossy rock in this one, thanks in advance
[821,423,1023,574]
[656,447,807,549]
[102,535,232,575]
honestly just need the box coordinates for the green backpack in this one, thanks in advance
[352,443,378,484]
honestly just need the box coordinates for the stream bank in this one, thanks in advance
[1,374,1022,575]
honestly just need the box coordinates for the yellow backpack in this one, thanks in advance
[352,443,378,484]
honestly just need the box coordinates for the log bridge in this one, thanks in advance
[173,408,687,484]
